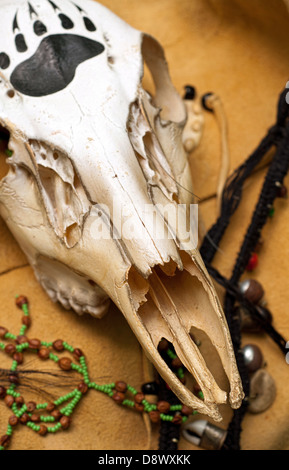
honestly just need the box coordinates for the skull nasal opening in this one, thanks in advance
[141,35,186,124]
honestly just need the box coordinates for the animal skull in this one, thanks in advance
[0,0,243,421]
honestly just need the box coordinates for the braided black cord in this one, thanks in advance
[158,376,181,451]
[200,87,289,450]
[200,89,289,265]
[157,345,182,451]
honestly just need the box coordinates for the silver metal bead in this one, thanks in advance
[182,420,227,450]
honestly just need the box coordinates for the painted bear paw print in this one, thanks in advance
[0,0,105,97]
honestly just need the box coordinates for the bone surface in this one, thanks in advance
[0,0,243,421]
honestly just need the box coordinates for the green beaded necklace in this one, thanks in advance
[0,296,200,450]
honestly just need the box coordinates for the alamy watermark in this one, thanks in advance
[87,200,199,250]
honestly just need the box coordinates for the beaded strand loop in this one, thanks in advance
[0,297,198,450]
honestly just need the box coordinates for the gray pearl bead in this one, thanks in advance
[248,370,276,414]
[242,344,264,373]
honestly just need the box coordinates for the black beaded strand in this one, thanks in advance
[200,86,289,450]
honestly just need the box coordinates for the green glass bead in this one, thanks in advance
[36,403,48,410]
[127,385,137,395]
[22,304,29,316]
[167,349,177,360]
[19,326,27,336]
[198,391,204,400]
[268,206,275,218]
[5,332,17,340]
[11,361,18,371]
[71,363,83,373]
[41,341,53,348]
[123,400,135,407]
[49,353,59,362]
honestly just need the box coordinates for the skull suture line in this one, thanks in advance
[0,0,243,421]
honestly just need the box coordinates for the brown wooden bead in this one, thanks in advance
[0,386,6,399]
[60,416,71,430]
[4,343,16,356]
[172,414,183,425]
[172,358,183,369]
[26,401,36,413]
[0,435,10,448]
[13,352,24,364]
[20,413,30,425]
[15,396,24,406]
[28,338,41,350]
[157,401,171,413]
[181,405,193,416]
[115,381,127,393]
[38,425,48,436]
[51,409,63,421]
[134,393,145,404]
[31,414,41,423]
[21,316,31,327]
[53,340,64,352]
[158,339,169,352]
[254,238,264,253]
[16,335,28,345]
[46,402,56,413]
[59,357,72,371]
[149,411,161,423]
[134,403,145,413]
[9,374,20,386]
[78,382,88,395]
[277,184,288,198]
[38,347,50,360]
[16,296,28,308]
[73,348,84,361]
[0,326,8,339]
[8,415,19,426]
[240,280,264,305]
[4,395,14,408]
[112,392,125,405]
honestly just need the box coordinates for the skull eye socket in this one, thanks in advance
[141,35,186,124]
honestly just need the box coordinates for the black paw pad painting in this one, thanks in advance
[0,0,105,97]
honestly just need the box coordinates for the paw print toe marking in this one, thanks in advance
[0,53,10,70]
[33,20,47,36]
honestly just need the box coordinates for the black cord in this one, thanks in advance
[200,86,289,450]
[158,347,182,451]
[157,86,289,451]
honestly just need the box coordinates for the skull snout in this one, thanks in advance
[123,251,243,421]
